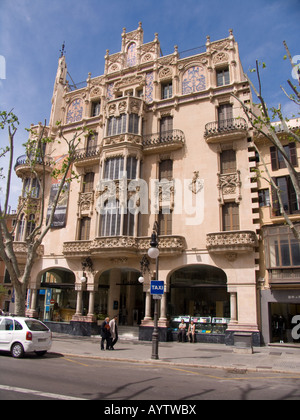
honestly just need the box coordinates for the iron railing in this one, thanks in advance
[204,117,248,137]
[142,129,185,148]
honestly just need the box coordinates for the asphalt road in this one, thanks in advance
[1,352,300,402]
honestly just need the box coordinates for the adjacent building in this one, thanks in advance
[13,24,261,344]
[256,119,300,344]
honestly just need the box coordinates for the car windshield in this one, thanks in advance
[25,320,49,332]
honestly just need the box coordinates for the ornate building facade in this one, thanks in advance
[15,24,260,344]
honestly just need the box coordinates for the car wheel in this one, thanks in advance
[11,342,24,359]
[35,351,47,357]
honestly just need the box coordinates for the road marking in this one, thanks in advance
[0,384,87,400]
[64,357,90,367]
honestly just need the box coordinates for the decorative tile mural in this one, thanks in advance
[127,43,137,67]
[145,72,154,103]
[182,66,206,95]
[107,83,114,100]
[66,98,83,124]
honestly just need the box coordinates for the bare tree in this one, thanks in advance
[0,110,88,315]
[233,42,300,238]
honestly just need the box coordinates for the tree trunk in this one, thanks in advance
[14,282,27,317]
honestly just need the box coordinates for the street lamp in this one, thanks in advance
[148,222,160,360]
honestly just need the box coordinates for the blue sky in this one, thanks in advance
[0,0,299,209]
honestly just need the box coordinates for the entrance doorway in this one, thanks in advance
[95,269,144,326]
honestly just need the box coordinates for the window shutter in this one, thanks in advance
[289,143,298,167]
[270,147,278,171]
[271,177,280,216]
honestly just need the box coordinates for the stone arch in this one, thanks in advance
[167,264,229,319]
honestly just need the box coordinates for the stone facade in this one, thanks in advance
[13,24,260,343]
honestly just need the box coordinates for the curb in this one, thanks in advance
[49,351,300,376]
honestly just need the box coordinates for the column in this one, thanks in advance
[230,292,238,324]
[141,291,152,326]
[88,290,95,317]
[75,290,83,316]
[158,292,167,326]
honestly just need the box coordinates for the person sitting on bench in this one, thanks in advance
[177,319,187,342]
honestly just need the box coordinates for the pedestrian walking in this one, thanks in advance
[100,317,112,351]
[109,315,118,350]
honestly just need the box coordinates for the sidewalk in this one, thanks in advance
[50,333,300,375]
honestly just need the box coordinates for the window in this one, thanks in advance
[82,172,94,193]
[220,150,236,174]
[16,215,25,241]
[216,68,230,87]
[259,189,270,207]
[107,115,127,136]
[159,209,172,235]
[161,82,173,99]
[270,143,298,171]
[271,176,299,216]
[264,225,300,268]
[159,159,173,181]
[222,202,240,231]
[104,157,124,180]
[86,133,98,152]
[218,104,233,128]
[91,100,101,117]
[126,157,137,180]
[0,319,13,331]
[128,114,139,134]
[26,214,36,237]
[79,217,91,240]
[123,203,135,236]
[15,321,23,331]
[23,177,40,199]
[160,116,173,135]
[100,200,121,237]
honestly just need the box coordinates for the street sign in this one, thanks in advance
[152,295,162,300]
[150,280,164,295]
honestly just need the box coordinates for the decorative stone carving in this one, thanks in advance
[217,170,242,204]
[63,235,186,257]
[78,192,94,217]
[189,171,204,195]
[206,231,257,254]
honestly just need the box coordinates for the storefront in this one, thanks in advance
[261,289,300,344]
[168,265,230,343]
[36,268,76,322]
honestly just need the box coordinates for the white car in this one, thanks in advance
[0,316,52,358]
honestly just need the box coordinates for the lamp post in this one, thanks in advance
[148,222,160,360]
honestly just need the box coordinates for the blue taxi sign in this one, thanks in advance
[150,280,164,295]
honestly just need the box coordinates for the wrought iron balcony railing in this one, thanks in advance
[73,145,100,161]
[14,155,53,170]
[204,118,248,138]
[142,129,185,150]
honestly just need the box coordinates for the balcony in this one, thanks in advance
[63,235,186,258]
[73,145,101,167]
[13,242,44,263]
[206,231,258,255]
[204,118,248,143]
[14,155,53,177]
[142,129,185,154]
